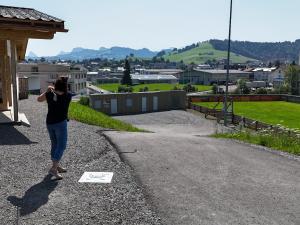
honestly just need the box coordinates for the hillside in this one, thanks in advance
[210,39,300,62]
[163,42,256,64]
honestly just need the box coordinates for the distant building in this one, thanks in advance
[252,67,285,87]
[18,63,87,94]
[195,64,212,70]
[87,71,122,84]
[138,69,184,78]
[181,69,251,85]
[131,74,178,85]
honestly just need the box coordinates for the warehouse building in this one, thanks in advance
[181,69,251,85]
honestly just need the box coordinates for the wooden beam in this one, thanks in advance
[0,29,55,40]
[0,22,68,33]
[16,39,28,61]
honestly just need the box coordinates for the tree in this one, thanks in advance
[274,60,281,68]
[285,65,300,95]
[268,62,273,68]
[121,59,132,86]
[235,79,250,94]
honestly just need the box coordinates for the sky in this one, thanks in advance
[2,0,300,56]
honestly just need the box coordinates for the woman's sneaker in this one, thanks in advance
[49,169,63,180]
[57,166,67,173]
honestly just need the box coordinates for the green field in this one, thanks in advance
[214,131,300,155]
[98,83,212,93]
[68,102,143,132]
[164,42,255,64]
[195,101,300,130]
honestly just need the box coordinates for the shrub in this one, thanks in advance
[118,86,133,93]
[139,87,149,92]
[183,84,198,92]
[173,85,180,90]
[255,87,268,94]
[212,84,218,94]
[79,96,89,106]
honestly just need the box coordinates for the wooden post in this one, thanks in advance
[0,40,10,111]
[9,40,19,122]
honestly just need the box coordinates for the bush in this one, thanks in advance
[255,87,268,94]
[212,84,218,94]
[79,96,89,106]
[235,79,251,94]
[118,86,133,93]
[270,85,290,94]
[139,86,149,92]
[173,85,180,90]
[183,84,198,93]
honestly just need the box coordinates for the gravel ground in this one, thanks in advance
[0,96,161,225]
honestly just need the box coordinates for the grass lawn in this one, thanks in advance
[98,83,212,93]
[214,131,300,156]
[195,101,300,130]
[68,102,143,132]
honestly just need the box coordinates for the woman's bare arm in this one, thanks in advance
[37,86,54,102]
[37,91,47,102]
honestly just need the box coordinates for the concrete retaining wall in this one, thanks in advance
[90,90,186,115]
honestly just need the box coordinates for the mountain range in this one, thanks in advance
[27,47,159,61]
[26,39,300,63]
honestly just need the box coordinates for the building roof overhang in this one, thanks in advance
[0,5,68,60]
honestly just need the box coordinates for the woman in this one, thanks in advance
[37,77,72,180]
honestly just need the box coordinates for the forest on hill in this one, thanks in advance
[209,39,300,62]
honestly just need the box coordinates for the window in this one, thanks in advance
[31,66,38,72]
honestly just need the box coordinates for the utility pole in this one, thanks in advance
[224,0,233,126]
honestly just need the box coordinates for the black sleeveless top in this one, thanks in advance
[46,91,72,124]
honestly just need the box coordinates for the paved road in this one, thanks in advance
[105,110,300,225]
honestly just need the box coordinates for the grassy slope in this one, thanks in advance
[98,83,212,92]
[195,101,300,130]
[164,42,255,64]
[214,132,300,155]
[68,102,142,132]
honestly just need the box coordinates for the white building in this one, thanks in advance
[131,74,178,85]
[18,63,87,94]
[252,67,285,86]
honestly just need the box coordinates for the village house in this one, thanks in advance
[18,63,87,95]
[252,67,285,87]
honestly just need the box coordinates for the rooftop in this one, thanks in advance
[194,69,251,74]
[252,67,278,72]
[131,74,178,80]
[0,5,67,32]
[0,5,63,22]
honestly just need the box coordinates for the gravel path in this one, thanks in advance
[0,96,161,225]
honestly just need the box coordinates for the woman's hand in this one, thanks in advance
[47,86,54,92]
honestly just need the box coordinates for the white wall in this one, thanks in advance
[28,77,40,91]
